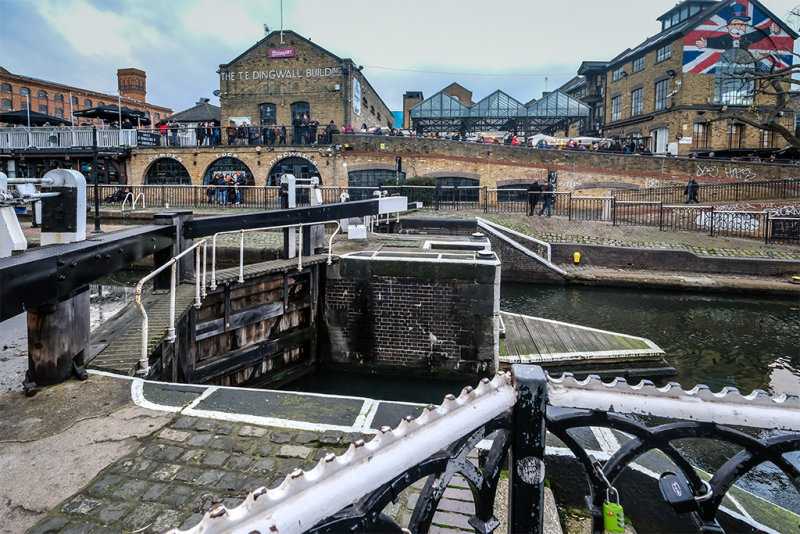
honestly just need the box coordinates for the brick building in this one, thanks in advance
[0,67,172,126]
[555,0,797,156]
[218,30,394,135]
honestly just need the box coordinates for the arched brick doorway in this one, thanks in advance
[145,158,191,184]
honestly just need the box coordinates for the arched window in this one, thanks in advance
[20,87,30,96]
[714,49,755,106]
[145,159,191,184]
[202,157,254,185]
[38,90,47,99]
[1,83,12,93]
[259,103,277,125]
[84,99,92,107]
[54,93,64,102]
[290,101,309,121]
[436,176,480,203]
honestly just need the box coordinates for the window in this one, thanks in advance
[145,159,191,185]
[631,88,643,116]
[761,128,774,148]
[84,99,92,107]
[715,49,755,106]
[98,101,105,107]
[1,99,11,111]
[55,108,64,118]
[377,112,381,120]
[54,93,63,102]
[259,103,276,125]
[20,100,28,110]
[289,101,309,121]
[632,57,645,73]
[38,90,47,99]
[656,44,671,62]
[20,87,30,96]
[362,96,368,108]
[348,169,406,200]
[38,105,47,114]
[612,66,625,81]
[693,123,709,148]
[654,79,669,111]
[370,105,375,115]
[1,83,10,93]
[71,96,78,105]
[154,112,160,120]
[727,123,743,148]
[611,96,622,121]
[436,177,480,203]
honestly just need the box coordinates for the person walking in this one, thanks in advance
[538,182,555,217]
[527,181,542,215]
[685,178,700,204]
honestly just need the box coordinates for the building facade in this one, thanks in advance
[596,0,797,155]
[218,30,394,134]
[0,67,172,126]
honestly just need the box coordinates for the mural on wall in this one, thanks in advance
[683,1,794,73]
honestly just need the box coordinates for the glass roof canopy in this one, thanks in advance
[410,89,589,136]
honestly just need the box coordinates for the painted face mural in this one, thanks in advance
[683,1,794,73]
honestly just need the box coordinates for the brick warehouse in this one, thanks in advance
[556,0,798,156]
[218,30,394,135]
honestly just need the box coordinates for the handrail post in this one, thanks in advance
[201,241,208,297]
[328,222,341,265]
[167,263,177,342]
[238,229,245,283]
[510,365,548,534]
[568,192,572,221]
[765,210,770,244]
[210,233,218,290]
[297,225,303,271]
[710,206,715,237]
[659,201,663,231]
[612,197,617,226]
[195,245,202,308]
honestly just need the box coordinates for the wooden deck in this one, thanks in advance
[499,311,664,364]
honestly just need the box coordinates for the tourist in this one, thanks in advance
[769,154,777,163]
[685,178,700,204]
[538,182,555,217]
[527,181,542,215]
[206,182,215,204]
[292,114,302,144]
[158,121,168,146]
[196,122,205,146]
[169,120,179,146]
[279,124,287,144]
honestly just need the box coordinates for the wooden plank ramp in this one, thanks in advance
[499,311,664,365]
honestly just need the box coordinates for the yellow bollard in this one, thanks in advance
[573,252,581,264]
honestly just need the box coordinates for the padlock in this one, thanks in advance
[658,471,698,514]
[603,487,625,533]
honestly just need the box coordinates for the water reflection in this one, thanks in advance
[501,284,800,395]
[89,285,135,330]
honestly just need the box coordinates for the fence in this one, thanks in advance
[81,181,800,244]
[613,178,800,204]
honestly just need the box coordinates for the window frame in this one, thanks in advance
[727,123,743,149]
[656,44,672,63]
[692,122,709,148]
[611,95,622,121]
[612,66,625,82]
[1,83,11,93]
[631,88,643,117]
[654,79,670,111]
[632,57,645,73]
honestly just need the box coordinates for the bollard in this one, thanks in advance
[573,252,581,264]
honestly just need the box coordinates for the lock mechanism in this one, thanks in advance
[658,471,713,514]
[590,456,626,533]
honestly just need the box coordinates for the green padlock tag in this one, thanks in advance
[603,488,625,533]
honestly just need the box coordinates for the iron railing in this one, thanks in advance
[613,178,800,203]
[165,365,800,534]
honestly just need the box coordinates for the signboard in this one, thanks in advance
[352,77,361,116]
[228,117,251,125]
[771,218,800,240]
[137,131,160,147]
[269,48,295,58]
[678,137,693,144]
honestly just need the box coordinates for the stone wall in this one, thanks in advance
[126,134,799,192]
[325,256,500,377]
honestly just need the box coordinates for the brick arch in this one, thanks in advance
[143,156,192,185]
[200,157,255,185]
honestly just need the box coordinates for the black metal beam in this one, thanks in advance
[0,225,174,322]
[184,199,383,238]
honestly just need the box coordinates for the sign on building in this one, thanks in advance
[352,77,361,116]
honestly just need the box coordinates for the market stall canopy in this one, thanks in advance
[73,105,151,125]
[0,109,72,126]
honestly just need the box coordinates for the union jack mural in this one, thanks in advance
[683,1,794,74]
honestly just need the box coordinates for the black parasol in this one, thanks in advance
[73,105,151,125]
[0,109,72,126]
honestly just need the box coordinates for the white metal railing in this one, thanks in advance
[0,127,136,149]
[209,221,341,290]
[134,239,208,375]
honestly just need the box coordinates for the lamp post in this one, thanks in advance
[24,93,30,129]
[92,126,102,233]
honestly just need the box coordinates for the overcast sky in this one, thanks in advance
[2,0,798,114]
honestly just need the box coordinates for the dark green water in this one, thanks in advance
[500,283,800,396]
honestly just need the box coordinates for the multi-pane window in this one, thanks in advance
[54,94,63,102]
[761,128,774,148]
[98,101,105,107]
[84,99,92,107]
[348,169,405,200]
[38,105,47,114]
[259,103,276,125]
[715,49,755,105]
[692,122,709,148]
[20,100,28,110]
[38,90,47,98]
[1,99,11,110]
[611,96,622,121]
[656,44,671,62]
[654,79,670,111]
[55,108,64,118]
[612,66,625,81]
[632,57,645,73]
[727,123,743,148]
[20,87,30,96]
[1,83,11,93]
[631,88,643,116]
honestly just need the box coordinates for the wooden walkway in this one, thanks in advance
[499,311,664,364]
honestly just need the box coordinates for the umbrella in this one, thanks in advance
[0,109,72,126]
[74,105,151,125]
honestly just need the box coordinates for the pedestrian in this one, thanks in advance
[196,122,205,147]
[206,182,215,204]
[226,121,237,145]
[527,181,542,215]
[538,182,555,217]
[279,124,287,144]
[685,179,700,204]
[169,120,179,146]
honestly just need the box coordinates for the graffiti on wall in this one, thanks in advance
[695,211,761,232]
[695,164,756,180]
[683,2,794,74]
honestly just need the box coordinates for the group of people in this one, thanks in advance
[526,181,557,217]
[205,171,251,206]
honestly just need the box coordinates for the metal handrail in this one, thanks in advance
[134,239,207,375]
[209,220,342,290]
